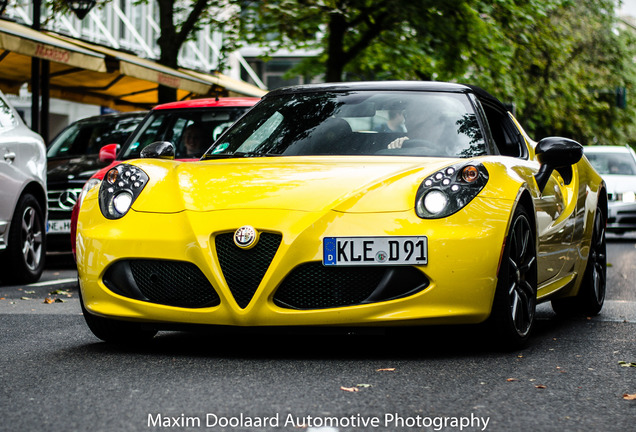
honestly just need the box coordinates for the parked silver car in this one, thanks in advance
[584,145,636,233]
[0,90,47,284]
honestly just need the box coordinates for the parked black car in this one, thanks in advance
[46,112,146,252]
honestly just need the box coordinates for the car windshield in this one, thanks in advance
[586,151,636,175]
[47,115,143,158]
[121,107,251,160]
[204,91,487,159]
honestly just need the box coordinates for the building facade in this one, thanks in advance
[3,0,264,138]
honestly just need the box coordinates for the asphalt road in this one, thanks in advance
[0,237,634,432]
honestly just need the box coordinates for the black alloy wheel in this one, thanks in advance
[2,194,46,284]
[489,205,537,349]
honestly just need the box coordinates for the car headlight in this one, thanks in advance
[78,178,102,209]
[415,162,489,219]
[621,191,636,203]
[98,164,148,219]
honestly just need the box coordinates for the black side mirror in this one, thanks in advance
[140,141,175,160]
[534,137,583,191]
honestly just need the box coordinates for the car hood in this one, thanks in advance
[130,156,461,214]
[601,174,636,193]
[48,156,107,186]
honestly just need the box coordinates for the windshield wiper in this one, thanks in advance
[201,151,278,160]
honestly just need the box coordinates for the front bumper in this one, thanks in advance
[607,201,636,232]
[76,196,511,327]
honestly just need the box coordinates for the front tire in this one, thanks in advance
[489,205,537,350]
[2,194,46,284]
[79,288,157,344]
[551,206,606,316]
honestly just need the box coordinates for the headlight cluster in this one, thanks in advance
[98,164,148,219]
[415,162,489,219]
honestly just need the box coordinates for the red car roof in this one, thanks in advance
[153,97,260,110]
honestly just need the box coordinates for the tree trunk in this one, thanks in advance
[326,11,347,82]
[156,0,180,104]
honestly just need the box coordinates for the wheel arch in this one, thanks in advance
[508,188,537,240]
[20,180,47,217]
[495,187,536,285]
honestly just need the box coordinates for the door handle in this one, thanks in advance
[3,151,15,163]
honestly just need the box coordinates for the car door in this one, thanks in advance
[0,96,23,240]
[479,99,576,284]
[533,165,578,284]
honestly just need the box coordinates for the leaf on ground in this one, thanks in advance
[356,384,372,388]
[506,378,518,382]
[535,385,547,389]
[623,393,636,400]
[618,361,636,368]
[43,297,54,304]
[49,289,70,296]
[376,368,395,372]
[20,297,31,300]
[55,298,65,303]
[340,386,359,392]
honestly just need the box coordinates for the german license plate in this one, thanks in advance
[323,236,427,266]
[47,219,71,234]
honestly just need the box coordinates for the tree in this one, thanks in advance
[242,0,636,146]
[475,0,636,146]
[154,0,241,102]
[239,0,557,82]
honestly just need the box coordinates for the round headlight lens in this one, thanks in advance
[112,191,133,215]
[423,190,448,214]
[622,191,636,203]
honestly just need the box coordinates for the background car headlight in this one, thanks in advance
[78,178,102,209]
[415,162,489,219]
[98,164,148,219]
[621,191,636,203]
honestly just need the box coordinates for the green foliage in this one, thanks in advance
[477,0,636,146]
[241,0,636,146]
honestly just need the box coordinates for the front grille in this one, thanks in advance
[273,263,429,310]
[103,259,220,308]
[215,232,282,308]
[47,188,83,212]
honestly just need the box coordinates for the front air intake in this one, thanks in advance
[273,263,429,309]
[102,259,220,308]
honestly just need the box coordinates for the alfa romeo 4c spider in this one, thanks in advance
[76,82,607,349]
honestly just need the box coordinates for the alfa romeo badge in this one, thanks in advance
[234,225,258,249]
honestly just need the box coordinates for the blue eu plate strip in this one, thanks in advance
[323,237,336,266]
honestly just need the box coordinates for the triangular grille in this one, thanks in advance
[215,232,282,308]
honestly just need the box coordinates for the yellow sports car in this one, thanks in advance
[76,82,607,348]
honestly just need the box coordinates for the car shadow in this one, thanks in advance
[73,314,591,361]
